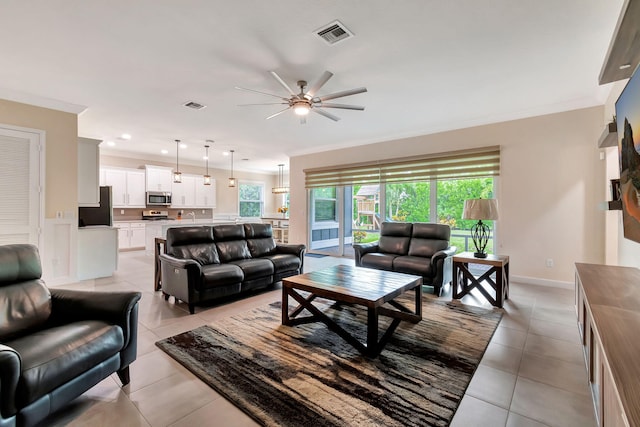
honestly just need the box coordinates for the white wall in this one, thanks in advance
[290,106,606,284]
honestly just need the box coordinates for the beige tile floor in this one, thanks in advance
[44,251,595,427]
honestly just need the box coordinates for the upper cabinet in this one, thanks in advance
[78,137,101,207]
[195,176,216,208]
[171,174,216,208]
[145,165,173,192]
[101,167,146,208]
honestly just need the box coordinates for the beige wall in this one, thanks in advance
[100,155,282,216]
[290,106,606,283]
[0,99,78,218]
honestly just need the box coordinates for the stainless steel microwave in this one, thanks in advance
[146,191,172,206]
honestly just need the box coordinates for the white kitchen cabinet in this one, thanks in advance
[78,137,101,207]
[195,177,216,208]
[145,165,173,192]
[171,175,197,207]
[102,168,146,208]
[77,226,117,280]
[114,222,146,250]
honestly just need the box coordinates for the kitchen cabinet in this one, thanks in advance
[114,222,146,250]
[145,165,173,192]
[101,168,146,208]
[78,137,101,207]
[172,174,216,208]
[77,226,117,280]
[195,177,216,208]
[171,175,197,207]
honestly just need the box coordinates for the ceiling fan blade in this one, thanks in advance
[265,107,291,120]
[317,87,367,102]
[238,102,289,106]
[317,102,365,111]
[312,108,341,122]
[235,86,289,100]
[269,71,296,96]
[305,71,333,99]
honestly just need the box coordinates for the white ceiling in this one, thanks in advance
[0,0,625,174]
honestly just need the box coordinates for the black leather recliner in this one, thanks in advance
[160,223,305,314]
[353,222,456,296]
[0,244,141,427]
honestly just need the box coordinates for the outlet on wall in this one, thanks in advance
[546,258,554,268]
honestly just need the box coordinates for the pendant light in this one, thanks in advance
[173,139,182,183]
[228,150,236,187]
[203,143,211,186]
[272,164,289,194]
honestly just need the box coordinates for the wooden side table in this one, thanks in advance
[452,252,509,308]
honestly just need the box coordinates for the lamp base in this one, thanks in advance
[473,252,488,258]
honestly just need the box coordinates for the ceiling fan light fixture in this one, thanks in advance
[293,102,310,116]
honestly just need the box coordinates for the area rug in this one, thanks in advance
[156,296,502,427]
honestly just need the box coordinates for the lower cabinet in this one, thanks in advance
[77,227,117,280]
[114,222,146,250]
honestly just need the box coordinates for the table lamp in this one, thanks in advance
[462,198,499,258]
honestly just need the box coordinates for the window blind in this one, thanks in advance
[304,146,500,188]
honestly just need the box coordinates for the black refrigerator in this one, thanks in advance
[78,186,113,227]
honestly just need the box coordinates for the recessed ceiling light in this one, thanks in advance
[161,149,168,154]
[619,64,632,70]
[106,141,115,147]
[120,133,131,140]
[179,143,187,149]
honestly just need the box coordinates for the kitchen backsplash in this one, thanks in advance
[113,208,214,222]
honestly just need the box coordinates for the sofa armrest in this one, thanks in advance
[49,290,141,346]
[276,244,306,272]
[0,344,20,419]
[429,246,457,294]
[159,254,202,271]
[352,242,380,266]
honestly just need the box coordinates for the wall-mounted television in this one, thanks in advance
[616,65,640,243]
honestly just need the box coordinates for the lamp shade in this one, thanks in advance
[462,199,499,220]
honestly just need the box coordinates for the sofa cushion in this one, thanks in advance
[243,223,273,239]
[412,223,450,240]
[262,254,301,274]
[408,238,448,258]
[0,280,52,342]
[393,255,434,277]
[167,227,219,265]
[0,244,42,285]
[361,253,396,271]
[216,240,252,262]
[246,238,277,258]
[201,264,244,289]
[212,224,245,241]
[229,259,274,281]
[378,222,412,255]
[7,321,123,407]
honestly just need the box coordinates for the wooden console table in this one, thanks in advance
[575,263,640,427]
[452,252,509,308]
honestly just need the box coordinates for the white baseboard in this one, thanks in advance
[511,275,573,290]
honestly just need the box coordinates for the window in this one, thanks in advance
[239,181,264,217]
[313,187,337,222]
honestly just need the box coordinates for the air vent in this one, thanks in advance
[315,20,354,45]
[183,101,207,110]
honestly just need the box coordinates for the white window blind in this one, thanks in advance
[304,146,500,188]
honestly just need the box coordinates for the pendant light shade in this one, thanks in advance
[173,139,182,183]
[228,150,236,187]
[272,163,289,194]
[203,143,211,186]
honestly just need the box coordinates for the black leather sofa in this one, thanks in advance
[160,223,305,314]
[353,222,456,296]
[0,244,141,427]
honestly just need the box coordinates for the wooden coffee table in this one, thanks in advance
[282,265,423,357]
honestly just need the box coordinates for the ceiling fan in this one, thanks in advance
[235,71,367,123]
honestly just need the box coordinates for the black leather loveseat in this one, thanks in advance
[160,223,305,314]
[0,244,141,427]
[353,222,456,296]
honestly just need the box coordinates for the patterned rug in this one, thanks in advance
[156,295,502,427]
